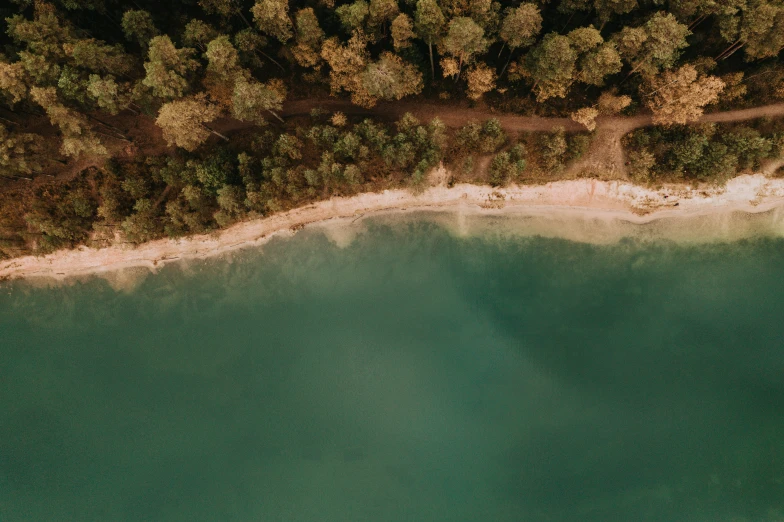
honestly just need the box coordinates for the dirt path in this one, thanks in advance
[280,99,784,179]
[7,99,781,188]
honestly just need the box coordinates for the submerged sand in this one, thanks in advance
[4,172,784,284]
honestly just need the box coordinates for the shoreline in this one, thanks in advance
[3,172,784,283]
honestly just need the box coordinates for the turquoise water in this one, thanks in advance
[1,215,784,521]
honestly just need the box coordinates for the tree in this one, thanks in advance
[252,0,293,43]
[440,17,488,76]
[67,39,135,76]
[142,35,199,99]
[579,43,622,86]
[500,4,542,51]
[204,36,247,107]
[0,61,27,105]
[321,33,370,104]
[538,126,568,171]
[489,144,526,186]
[644,64,725,125]
[87,75,131,114]
[0,124,44,177]
[121,10,158,47]
[361,52,423,104]
[156,94,227,151]
[30,86,107,157]
[594,0,639,24]
[291,8,325,68]
[615,12,691,76]
[199,0,236,19]
[336,0,370,33]
[524,33,577,101]
[570,107,599,131]
[567,26,602,54]
[232,79,285,125]
[183,20,218,51]
[391,14,415,50]
[716,1,784,61]
[369,0,399,28]
[597,91,631,114]
[466,63,496,100]
[414,0,445,80]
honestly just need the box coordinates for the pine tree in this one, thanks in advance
[142,35,199,99]
[292,8,325,68]
[440,17,488,76]
[391,14,415,50]
[156,94,227,151]
[644,64,725,125]
[232,79,285,125]
[466,62,496,100]
[414,0,445,80]
[252,0,293,43]
[361,53,424,104]
[121,10,158,47]
[0,61,28,105]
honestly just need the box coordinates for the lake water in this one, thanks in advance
[1,213,784,521]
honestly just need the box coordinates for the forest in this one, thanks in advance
[0,0,783,258]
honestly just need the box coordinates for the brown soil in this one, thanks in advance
[5,98,784,186]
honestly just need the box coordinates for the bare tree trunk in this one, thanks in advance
[428,41,435,81]
[86,114,129,139]
[500,51,514,77]
[256,49,286,71]
[720,41,745,60]
[561,13,575,33]
[688,13,708,30]
[716,39,743,60]
[268,109,285,123]
[236,4,285,71]
[208,128,230,141]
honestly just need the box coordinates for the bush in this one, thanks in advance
[489,144,527,186]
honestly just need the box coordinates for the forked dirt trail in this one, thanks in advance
[280,100,784,178]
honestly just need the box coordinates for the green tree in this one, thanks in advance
[524,33,577,101]
[498,3,542,71]
[594,0,639,24]
[440,17,488,76]
[182,19,218,51]
[30,86,107,158]
[252,0,293,43]
[291,8,325,68]
[121,10,158,47]
[616,12,690,76]
[361,52,424,104]
[204,36,247,107]
[67,39,135,76]
[414,0,446,80]
[86,75,131,114]
[0,124,44,177]
[336,0,370,33]
[142,35,199,99]
[579,42,622,86]
[232,79,285,125]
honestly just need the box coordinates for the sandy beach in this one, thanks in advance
[3,172,784,283]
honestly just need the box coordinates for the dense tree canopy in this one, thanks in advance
[0,0,783,257]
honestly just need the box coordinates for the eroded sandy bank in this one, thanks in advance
[3,173,784,284]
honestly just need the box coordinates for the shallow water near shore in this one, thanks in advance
[2,216,784,521]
